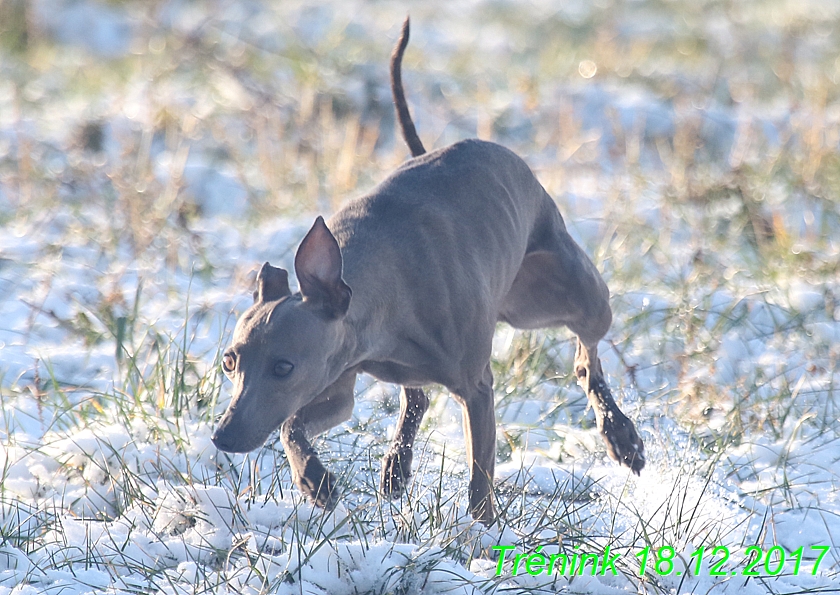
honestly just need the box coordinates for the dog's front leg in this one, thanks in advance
[454,366,497,526]
[279,371,356,510]
[281,415,339,509]
[381,387,430,499]
[575,341,645,474]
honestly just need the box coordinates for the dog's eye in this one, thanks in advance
[222,353,236,373]
[274,360,294,378]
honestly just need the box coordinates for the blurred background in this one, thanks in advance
[3,0,840,222]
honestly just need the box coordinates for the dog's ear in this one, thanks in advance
[254,262,291,303]
[294,216,352,318]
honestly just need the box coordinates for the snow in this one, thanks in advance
[1,0,839,593]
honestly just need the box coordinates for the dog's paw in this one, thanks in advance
[296,457,340,510]
[600,410,646,475]
[469,475,497,527]
[380,445,413,499]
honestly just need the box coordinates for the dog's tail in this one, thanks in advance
[390,17,426,157]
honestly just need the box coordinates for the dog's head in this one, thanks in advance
[211,217,352,453]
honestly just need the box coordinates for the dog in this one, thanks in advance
[212,18,644,525]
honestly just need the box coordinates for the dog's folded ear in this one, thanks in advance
[295,216,352,318]
[254,262,292,303]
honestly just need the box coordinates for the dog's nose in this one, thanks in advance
[211,427,240,453]
[211,422,267,453]
[211,430,227,450]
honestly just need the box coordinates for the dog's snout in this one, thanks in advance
[212,420,254,453]
[210,427,238,453]
[212,407,277,454]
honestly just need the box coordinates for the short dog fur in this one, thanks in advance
[212,18,645,525]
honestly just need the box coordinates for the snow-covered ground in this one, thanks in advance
[1,1,838,593]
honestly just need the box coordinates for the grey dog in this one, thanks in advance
[212,18,644,525]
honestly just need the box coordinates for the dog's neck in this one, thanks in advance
[337,282,387,369]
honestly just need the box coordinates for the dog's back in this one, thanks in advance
[328,138,566,386]
[332,139,554,295]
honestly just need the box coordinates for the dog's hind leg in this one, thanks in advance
[573,340,644,473]
[380,386,430,499]
[281,370,356,509]
[452,365,497,525]
[500,219,645,474]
